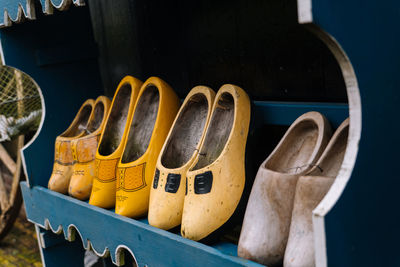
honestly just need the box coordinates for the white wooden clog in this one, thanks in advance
[283,118,349,267]
[238,111,332,266]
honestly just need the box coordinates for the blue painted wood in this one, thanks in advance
[38,227,67,248]
[0,0,85,25]
[21,182,262,267]
[0,5,102,187]
[309,1,400,266]
[38,0,85,13]
[253,101,348,128]
[0,0,30,23]
[37,227,86,267]
[35,41,98,67]
[39,0,63,9]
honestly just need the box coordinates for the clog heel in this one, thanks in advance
[238,111,332,267]
[148,86,215,230]
[68,96,111,200]
[89,76,142,208]
[283,118,349,267]
[48,99,94,194]
[115,77,180,218]
[181,84,251,241]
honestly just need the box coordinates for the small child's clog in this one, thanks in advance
[48,99,94,194]
[68,96,111,200]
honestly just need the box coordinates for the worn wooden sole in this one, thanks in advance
[238,111,332,267]
[283,118,349,267]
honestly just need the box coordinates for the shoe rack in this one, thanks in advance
[0,0,398,266]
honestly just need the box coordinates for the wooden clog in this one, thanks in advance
[68,96,111,200]
[48,99,94,194]
[115,77,180,218]
[89,76,142,208]
[148,86,216,230]
[181,84,250,241]
[238,111,332,267]
[283,118,349,267]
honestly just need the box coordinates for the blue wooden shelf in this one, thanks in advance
[21,182,263,267]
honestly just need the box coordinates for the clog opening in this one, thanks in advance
[87,101,105,133]
[309,122,349,178]
[161,93,209,169]
[191,92,234,170]
[60,104,92,138]
[98,83,132,156]
[265,119,319,174]
[121,85,159,163]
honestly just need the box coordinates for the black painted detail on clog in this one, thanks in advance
[153,169,160,189]
[185,177,188,195]
[194,171,213,194]
[165,173,181,193]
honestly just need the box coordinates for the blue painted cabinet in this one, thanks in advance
[0,0,398,266]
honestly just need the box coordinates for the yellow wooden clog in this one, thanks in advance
[181,84,251,241]
[48,99,94,194]
[148,86,216,230]
[68,96,111,200]
[115,77,180,218]
[89,76,142,208]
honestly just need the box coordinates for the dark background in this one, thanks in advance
[88,0,347,102]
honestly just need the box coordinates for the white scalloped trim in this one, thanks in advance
[67,224,91,250]
[115,245,139,266]
[0,0,85,27]
[1,0,35,27]
[43,0,85,15]
[87,240,110,259]
[31,217,141,266]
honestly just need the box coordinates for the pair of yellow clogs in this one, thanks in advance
[88,76,180,218]
[48,96,111,200]
[148,84,251,242]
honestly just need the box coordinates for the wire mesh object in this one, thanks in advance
[0,66,42,142]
